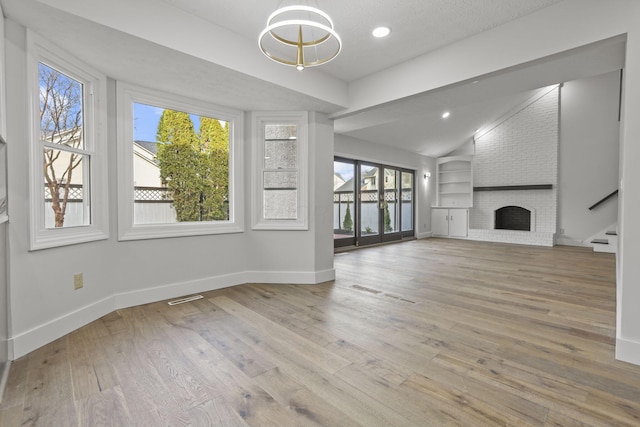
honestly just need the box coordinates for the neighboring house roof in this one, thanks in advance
[134,140,159,156]
[334,173,346,191]
[334,178,355,193]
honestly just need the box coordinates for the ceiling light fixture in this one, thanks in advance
[372,26,391,38]
[442,111,451,119]
[258,4,342,71]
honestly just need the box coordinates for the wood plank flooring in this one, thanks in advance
[2,238,640,426]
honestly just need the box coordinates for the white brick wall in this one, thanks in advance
[470,87,559,246]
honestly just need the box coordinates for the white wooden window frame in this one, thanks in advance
[27,31,109,250]
[116,82,244,241]
[251,111,308,230]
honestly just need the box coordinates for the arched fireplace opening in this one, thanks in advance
[495,206,531,231]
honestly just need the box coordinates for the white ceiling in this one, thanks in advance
[157,0,565,82]
[1,0,626,157]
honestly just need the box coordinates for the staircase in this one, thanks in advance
[589,227,617,254]
[585,190,619,254]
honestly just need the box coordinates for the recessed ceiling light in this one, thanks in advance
[442,111,451,119]
[372,26,391,38]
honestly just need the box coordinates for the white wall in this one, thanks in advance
[334,134,436,238]
[3,20,334,360]
[0,3,8,368]
[244,112,335,281]
[558,71,620,245]
[618,16,640,365]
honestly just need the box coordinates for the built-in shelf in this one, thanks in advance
[440,179,471,184]
[436,156,473,208]
[440,169,470,174]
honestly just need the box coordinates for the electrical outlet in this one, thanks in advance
[74,273,83,290]
[560,228,565,234]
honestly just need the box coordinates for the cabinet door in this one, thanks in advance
[449,209,468,237]
[432,209,449,236]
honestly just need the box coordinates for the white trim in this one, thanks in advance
[616,337,640,366]
[112,272,246,310]
[251,111,309,230]
[9,294,116,360]
[116,82,244,241]
[245,268,335,284]
[417,231,433,239]
[333,151,418,172]
[7,268,333,360]
[0,4,7,140]
[27,31,109,250]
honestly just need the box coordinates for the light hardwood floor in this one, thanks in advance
[1,238,639,426]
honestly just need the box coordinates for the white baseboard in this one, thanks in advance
[416,231,433,239]
[8,268,334,360]
[9,295,116,360]
[555,236,588,247]
[244,268,335,285]
[114,272,247,310]
[314,268,336,283]
[616,337,640,366]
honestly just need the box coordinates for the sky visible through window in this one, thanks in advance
[133,103,201,142]
[334,161,354,182]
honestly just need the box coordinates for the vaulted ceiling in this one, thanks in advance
[1,0,625,156]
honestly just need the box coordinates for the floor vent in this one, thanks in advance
[168,295,203,305]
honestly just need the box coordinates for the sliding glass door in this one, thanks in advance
[358,163,382,246]
[334,157,414,248]
[333,159,356,248]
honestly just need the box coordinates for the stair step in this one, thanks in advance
[605,231,617,236]
[591,239,609,245]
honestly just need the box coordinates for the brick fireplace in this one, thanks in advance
[468,86,559,247]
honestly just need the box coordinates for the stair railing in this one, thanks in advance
[588,189,618,211]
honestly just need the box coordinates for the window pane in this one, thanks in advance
[263,171,297,219]
[334,160,355,239]
[383,169,399,233]
[264,124,297,169]
[402,171,414,232]
[264,189,297,219]
[39,63,84,150]
[265,124,296,140]
[264,171,297,189]
[43,148,88,228]
[265,139,297,169]
[360,165,379,235]
[262,123,298,220]
[132,103,230,224]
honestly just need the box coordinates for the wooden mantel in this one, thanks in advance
[473,184,553,192]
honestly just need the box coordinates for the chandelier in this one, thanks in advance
[258,4,342,71]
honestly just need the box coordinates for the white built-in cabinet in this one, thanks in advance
[432,208,468,237]
[432,156,472,238]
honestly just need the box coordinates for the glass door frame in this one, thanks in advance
[333,157,357,248]
[334,157,415,249]
[357,161,384,246]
